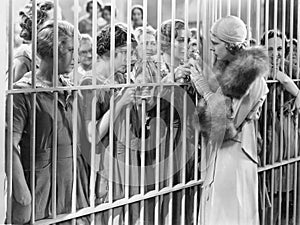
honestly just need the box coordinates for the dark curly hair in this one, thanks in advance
[19,3,49,41]
[96,23,137,57]
[260,29,287,47]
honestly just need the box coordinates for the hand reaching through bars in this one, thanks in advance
[174,64,192,83]
[292,90,300,114]
[117,87,136,106]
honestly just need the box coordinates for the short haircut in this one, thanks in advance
[160,19,185,52]
[103,4,117,17]
[37,20,75,59]
[131,5,143,20]
[96,23,136,57]
[86,0,102,13]
[260,29,287,46]
[18,3,48,41]
[134,26,156,44]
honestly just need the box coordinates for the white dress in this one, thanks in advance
[199,77,269,225]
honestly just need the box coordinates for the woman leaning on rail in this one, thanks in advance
[259,30,300,225]
[189,16,269,225]
[78,23,141,225]
[7,20,89,224]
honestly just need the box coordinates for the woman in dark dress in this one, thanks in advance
[79,23,141,225]
[9,20,88,224]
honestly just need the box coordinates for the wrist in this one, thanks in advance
[296,90,300,99]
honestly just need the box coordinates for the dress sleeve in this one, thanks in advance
[9,93,29,135]
[79,77,106,121]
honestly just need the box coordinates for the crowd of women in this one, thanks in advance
[7,0,300,225]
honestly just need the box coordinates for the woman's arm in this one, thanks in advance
[87,88,136,143]
[276,70,300,112]
[13,57,31,82]
[12,133,31,206]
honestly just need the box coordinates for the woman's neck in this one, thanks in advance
[162,53,181,70]
[36,59,54,84]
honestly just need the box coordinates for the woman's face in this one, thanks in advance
[132,8,143,25]
[58,38,75,74]
[267,36,283,67]
[137,33,157,58]
[102,9,111,23]
[210,34,228,61]
[79,39,92,68]
[114,45,137,73]
[173,29,189,61]
[286,44,298,66]
[87,3,102,17]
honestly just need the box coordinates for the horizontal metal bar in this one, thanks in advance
[5,83,193,94]
[258,156,300,172]
[7,77,300,95]
[34,179,204,225]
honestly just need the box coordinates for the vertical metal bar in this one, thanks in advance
[237,0,241,18]
[140,0,148,224]
[285,1,294,224]
[6,0,14,223]
[218,0,222,19]
[197,0,201,56]
[278,0,286,223]
[124,1,132,225]
[140,101,146,225]
[246,0,251,42]
[262,1,269,225]
[71,0,79,224]
[295,1,300,224]
[51,0,59,219]
[0,0,7,222]
[194,1,202,224]
[155,0,162,223]
[226,0,231,16]
[89,0,98,224]
[255,0,260,42]
[108,0,116,224]
[211,0,215,24]
[168,0,176,224]
[30,0,38,223]
[261,102,268,225]
[270,1,278,224]
[180,0,189,224]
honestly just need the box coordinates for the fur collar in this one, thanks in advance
[215,47,269,99]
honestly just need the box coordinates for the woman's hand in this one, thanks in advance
[13,179,32,206]
[118,87,136,106]
[292,91,300,114]
[174,64,192,83]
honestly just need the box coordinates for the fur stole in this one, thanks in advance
[194,47,269,141]
[214,47,269,99]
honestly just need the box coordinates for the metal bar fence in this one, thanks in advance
[2,0,300,224]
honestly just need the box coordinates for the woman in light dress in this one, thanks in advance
[191,16,269,225]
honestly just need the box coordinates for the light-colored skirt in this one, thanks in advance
[199,140,259,225]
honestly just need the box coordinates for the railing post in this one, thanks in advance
[0,0,8,223]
